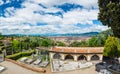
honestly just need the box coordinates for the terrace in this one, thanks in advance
[51,60,93,72]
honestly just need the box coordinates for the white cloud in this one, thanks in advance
[0,0,4,5]
[4,7,16,17]
[28,0,98,9]
[62,9,98,25]
[0,0,11,5]
[0,0,108,35]
[5,0,11,4]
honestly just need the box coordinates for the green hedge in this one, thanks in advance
[6,50,35,60]
[21,51,35,57]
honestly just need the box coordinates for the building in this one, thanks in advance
[49,36,91,46]
[49,47,103,61]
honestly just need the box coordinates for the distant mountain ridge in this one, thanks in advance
[3,32,99,37]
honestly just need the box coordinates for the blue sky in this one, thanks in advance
[0,0,108,35]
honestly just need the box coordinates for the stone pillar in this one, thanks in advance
[36,49,39,55]
[61,54,65,60]
[99,55,103,61]
[50,53,54,59]
[87,55,91,61]
[74,55,77,61]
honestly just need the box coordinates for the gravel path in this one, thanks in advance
[0,61,40,74]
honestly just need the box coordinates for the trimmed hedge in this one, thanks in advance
[6,50,35,60]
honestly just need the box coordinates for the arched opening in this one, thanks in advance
[53,53,61,59]
[78,55,87,61]
[65,54,74,60]
[91,55,99,60]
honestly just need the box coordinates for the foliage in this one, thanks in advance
[88,37,97,47]
[69,29,113,47]
[55,41,66,46]
[39,38,54,47]
[69,41,81,47]
[6,50,35,60]
[70,40,88,47]
[98,0,120,38]
[0,33,3,40]
[88,35,105,47]
[0,42,4,46]
[6,52,21,60]
[12,39,20,53]
[6,45,13,55]
[104,36,120,58]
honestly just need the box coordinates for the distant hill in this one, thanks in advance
[52,32,99,37]
[3,32,99,37]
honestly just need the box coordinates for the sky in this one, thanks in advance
[0,0,108,35]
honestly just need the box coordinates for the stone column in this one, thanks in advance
[61,54,65,60]
[50,53,54,59]
[36,49,39,55]
[99,55,103,61]
[74,55,77,61]
[87,55,91,61]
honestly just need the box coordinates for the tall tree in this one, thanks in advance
[98,0,120,38]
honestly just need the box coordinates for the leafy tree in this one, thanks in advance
[12,39,20,52]
[94,35,105,46]
[79,40,88,47]
[39,38,54,47]
[104,36,120,58]
[55,41,66,46]
[88,37,97,47]
[69,41,81,47]
[100,29,113,39]
[98,0,120,38]
[0,33,3,40]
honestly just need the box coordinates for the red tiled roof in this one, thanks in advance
[76,49,88,53]
[51,47,103,53]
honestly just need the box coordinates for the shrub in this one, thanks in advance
[6,50,35,60]
[6,52,22,60]
[21,50,35,57]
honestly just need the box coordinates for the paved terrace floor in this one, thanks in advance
[0,61,98,74]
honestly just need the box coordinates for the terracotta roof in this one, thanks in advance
[51,46,103,54]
